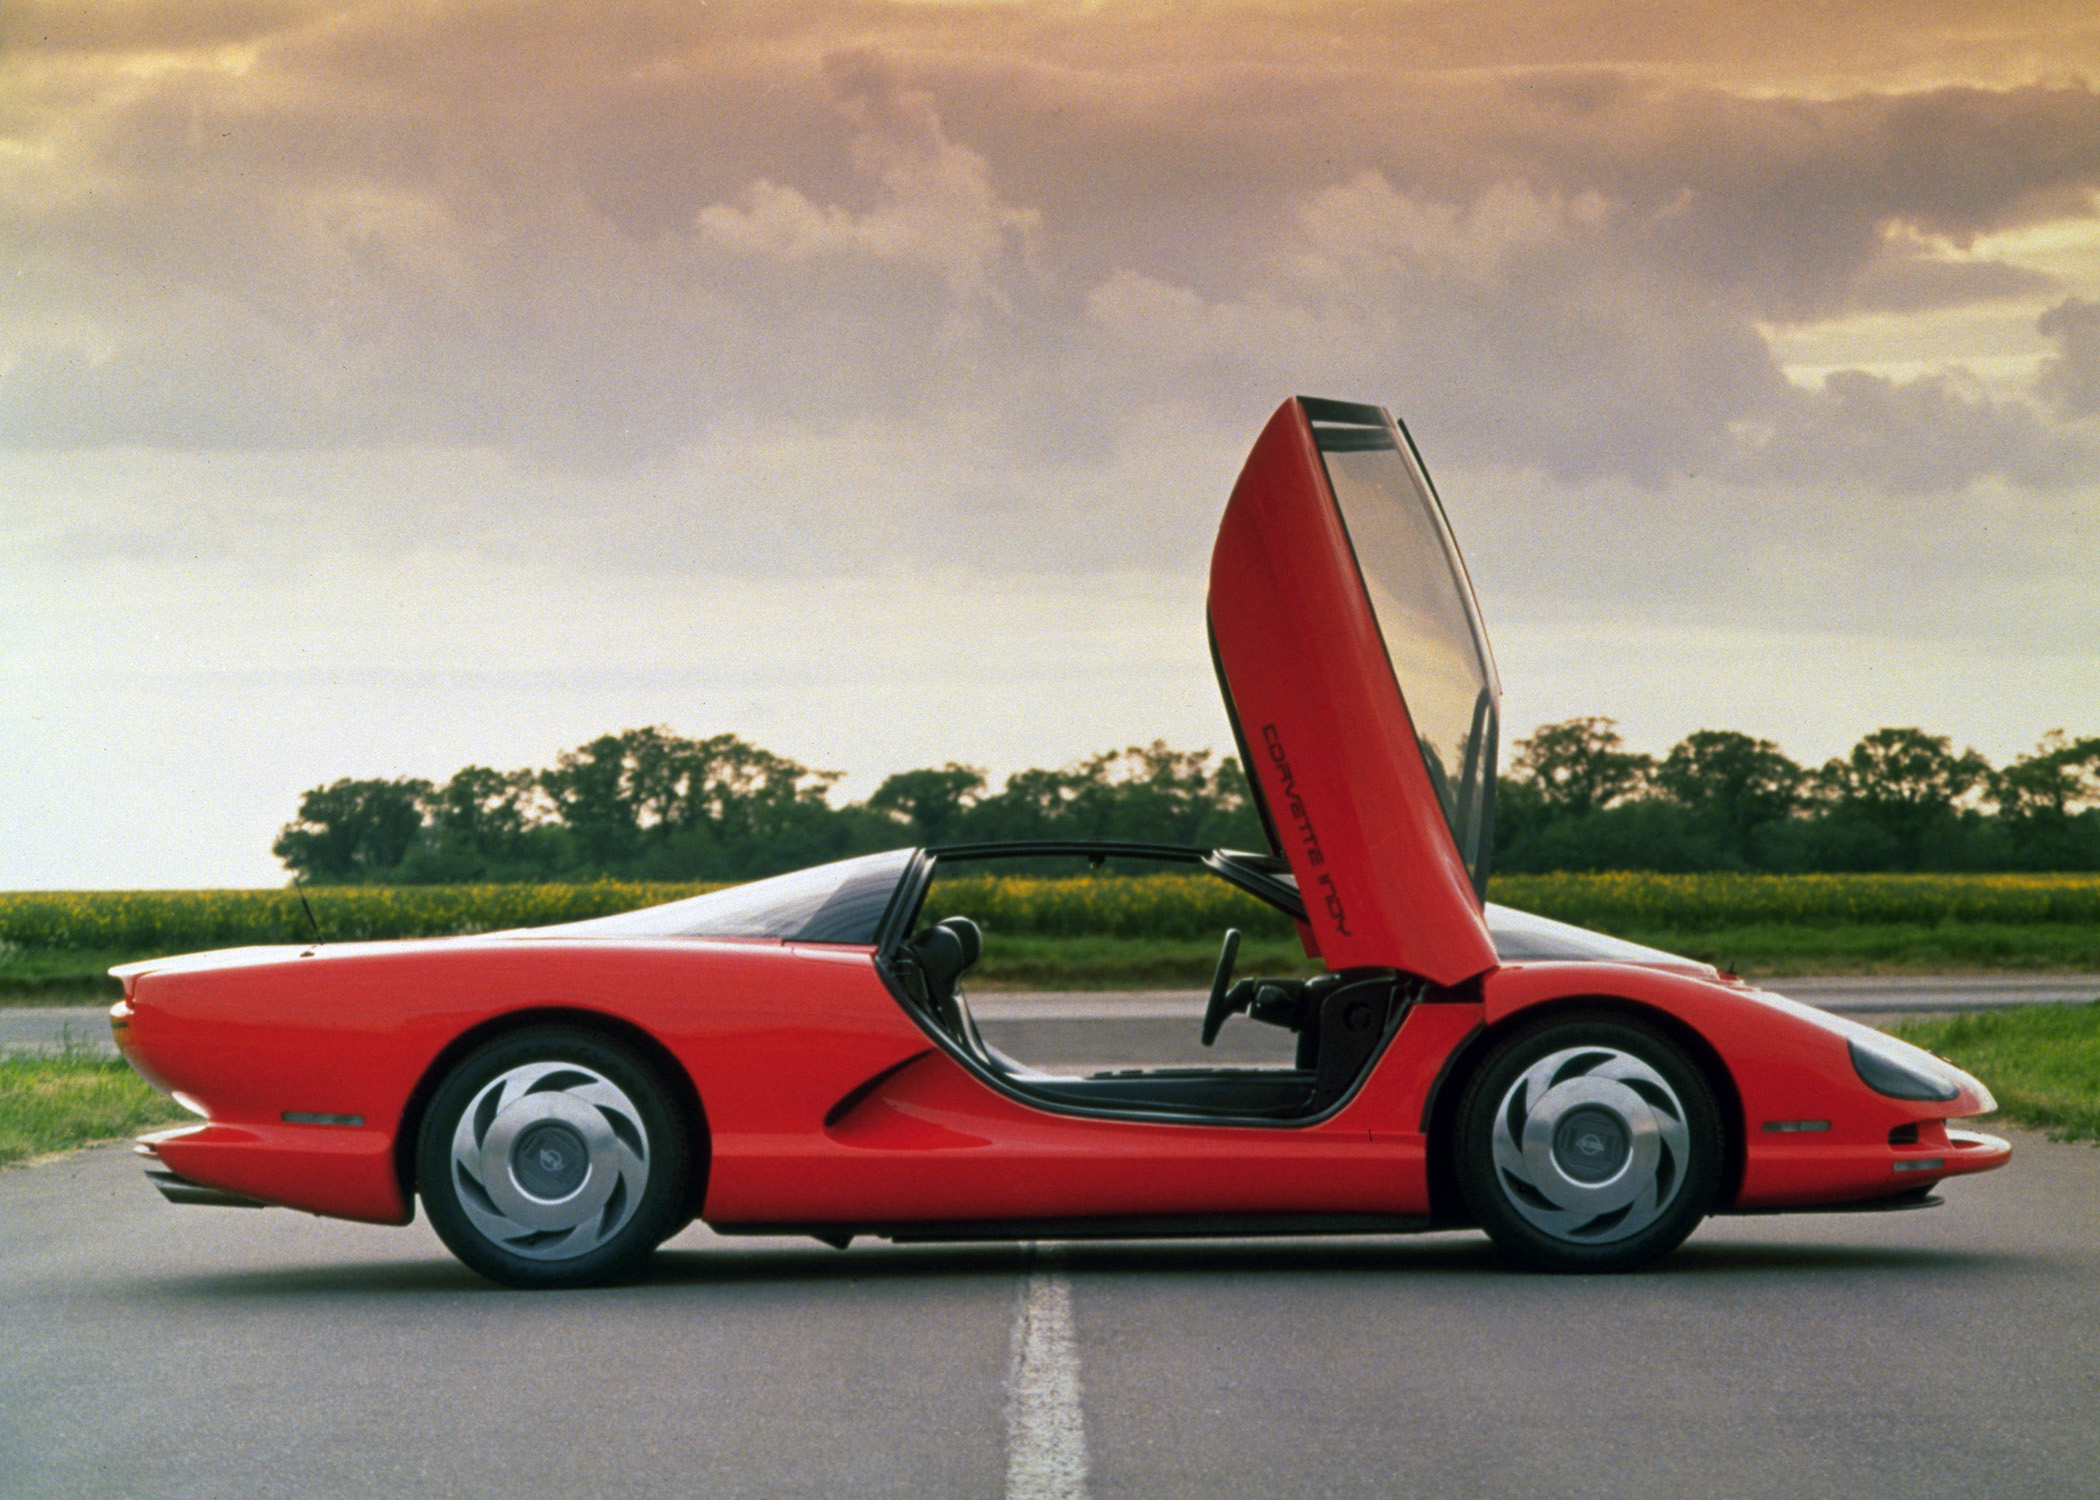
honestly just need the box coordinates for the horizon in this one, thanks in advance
[6,2,2098,888]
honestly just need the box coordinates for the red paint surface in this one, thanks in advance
[109,397,2010,1244]
[1207,400,1496,986]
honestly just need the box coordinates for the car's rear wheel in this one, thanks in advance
[1455,1012,1721,1273]
[417,1027,689,1288]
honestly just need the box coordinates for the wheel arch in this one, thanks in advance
[1423,994,1746,1224]
[392,1006,711,1219]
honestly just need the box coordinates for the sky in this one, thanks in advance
[5,0,2099,888]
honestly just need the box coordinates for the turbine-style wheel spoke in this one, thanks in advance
[445,1060,652,1262]
[1486,1045,1691,1247]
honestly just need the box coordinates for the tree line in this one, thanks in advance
[1495,720,2100,874]
[273,720,2100,884]
[273,730,1263,884]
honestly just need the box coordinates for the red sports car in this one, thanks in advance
[111,396,2009,1285]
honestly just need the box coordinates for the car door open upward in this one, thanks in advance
[1208,396,1500,988]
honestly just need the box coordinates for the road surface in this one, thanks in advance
[3,972,2098,1498]
[1,1131,2094,1499]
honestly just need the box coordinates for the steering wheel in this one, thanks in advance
[1200,928,1243,1046]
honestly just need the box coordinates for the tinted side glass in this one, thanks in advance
[1314,420,1499,895]
[531,847,915,944]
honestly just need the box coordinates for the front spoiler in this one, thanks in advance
[1723,1187,1943,1216]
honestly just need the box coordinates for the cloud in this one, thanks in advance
[1733,368,2090,492]
[2036,295,2100,416]
[4,2,2099,500]
[696,49,1039,300]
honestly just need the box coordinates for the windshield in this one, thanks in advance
[528,847,914,944]
[1311,405,1500,897]
[1485,903,1707,971]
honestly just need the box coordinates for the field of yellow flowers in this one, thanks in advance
[1491,872,2100,930]
[3,872,2098,998]
[0,882,719,953]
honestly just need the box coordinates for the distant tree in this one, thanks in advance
[867,764,987,844]
[1507,718,1654,819]
[539,733,645,868]
[273,777,434,882]
[1065,743,1254,844]
[1818,727,1992,868]
[1988,731,2100,870]
[539,727,846,877]
[665,731,849,877]
[1990,731,2100,821]
[274,731,1274,884]
[398,766,548,881]
[1654,730,1805,862]
[952,742,1262,848]
[962,765,1089,842]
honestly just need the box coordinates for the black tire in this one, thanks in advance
[1454,1011,1721,1273]
[417,1027,690,1289]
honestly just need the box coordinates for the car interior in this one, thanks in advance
[885,852,1412,1122]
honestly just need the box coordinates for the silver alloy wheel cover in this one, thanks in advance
[448,1060,651,1261]
[1489,1045,1691,1245]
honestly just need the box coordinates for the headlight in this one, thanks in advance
[1848,1036,1960,1102]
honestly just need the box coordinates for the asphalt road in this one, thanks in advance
[4,1124,2098,1496]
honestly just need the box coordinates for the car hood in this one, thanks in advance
[1209,397,1500,987]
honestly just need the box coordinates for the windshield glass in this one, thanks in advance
[529,847,914,944]
[1313,412,1500,896]
[1485,903,1706,970]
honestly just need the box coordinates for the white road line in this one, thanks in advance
[1004,1250,1090,1500]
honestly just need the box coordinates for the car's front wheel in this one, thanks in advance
[417,1027,689,1288]
[1455,1012,1721,1272]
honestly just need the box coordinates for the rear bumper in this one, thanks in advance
[136,1122,412,1225]
[139,1151,268,1210]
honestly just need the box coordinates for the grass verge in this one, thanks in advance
[0,1050,188,1167]
[1606,922,2100,977]
[0,949,136,1004]
[971,936,1320,989]
[1892,1002,2100,1144]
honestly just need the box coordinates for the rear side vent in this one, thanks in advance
[1888,1123,1921,1147]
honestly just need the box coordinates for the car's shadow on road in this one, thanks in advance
[122,1231,2015,1301]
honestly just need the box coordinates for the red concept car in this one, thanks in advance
[112,396,2009,1284]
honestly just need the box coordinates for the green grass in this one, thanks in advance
[970,935,1320,990]
[1605,922,2100,977]
[1493,871,2100,928]
[1893,1002,2100,1143]
[0,949,137,1004]
[0,1050,189,1167]
[6,874,2100,1002]
[0,883,720,953]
